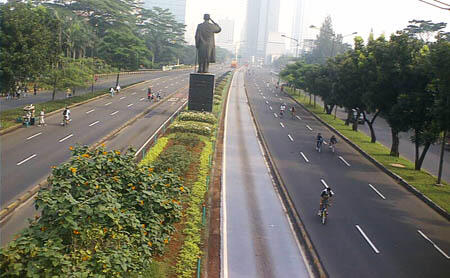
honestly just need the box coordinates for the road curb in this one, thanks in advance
[284,92,450,221]
[244,83,327,277]
[0,80,151,136]
[0,84,189,222]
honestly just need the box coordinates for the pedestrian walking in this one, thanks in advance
[33,84,37,95]
[147,87,152,101]
[24,86,28,97]
[17,88,21,99]
[38,109,46,126]
[110,87,115,97]
[156,92,161,101]
[6,92,11,100]
[116,84,121,94]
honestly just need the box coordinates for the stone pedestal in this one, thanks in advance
[188,73,215,112]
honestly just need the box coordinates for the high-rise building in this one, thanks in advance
[242,0,281,63]
[216,18,235,52]
[290,0,304,56]
[142,0,187,24]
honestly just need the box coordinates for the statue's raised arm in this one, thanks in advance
[195,14,221,73]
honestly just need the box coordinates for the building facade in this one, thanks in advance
[290,0,304,56]
[242,0,281,64]
[216,18,235,52]
[142,0,187,24]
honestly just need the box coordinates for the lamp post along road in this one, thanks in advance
[281,34,300,58]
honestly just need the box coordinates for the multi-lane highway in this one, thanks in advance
[0,66,227,212]
[245,68,449,277]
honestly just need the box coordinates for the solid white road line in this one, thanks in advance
[306,125,313,131]
[300,152,309,163]
[16,154,37,166]
[274,113,278,118]
[355,225,380,254]
[89,120,100,127]
[280,122,285,128]
[105,102,112,106]
[58,133,73,143]
[26,132,42,140]
[86,109,95,114]
[131,92,137,95]
[417,230,450,259]
[140,97,145,101]
[269,106,273,110]
[120,96,126,100]
[296,115,302,120]
[368,184,386,200]
[127,103,134,107]
[110,111,119,116]
[288,134,294,142]
[338,156,351,167]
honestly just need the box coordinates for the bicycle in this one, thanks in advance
[319,200,330,224]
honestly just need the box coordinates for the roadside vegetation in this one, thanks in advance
[286,87,450,213]
[0,72,233,277]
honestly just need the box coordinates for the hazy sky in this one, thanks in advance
[185,0,450,47]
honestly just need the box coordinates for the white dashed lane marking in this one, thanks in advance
[280,122,285,128]
[274,113,278,118]
[140,97,145,101]
[417,230,450,259]
[300,152,309,163]
[86,109,95,114]
[288,134,294,142]
[338,156,351,167]
[120,96,126,100]
[89,120,100,127]
[58,133,73,143]
[306,125,313,131]
[368,184,386,200]
[127,103,134,107]
[26,132,42,140]
[356,225,380,254]
[110,111,119,116]
[17,154,37,166]
[105,102,112,106]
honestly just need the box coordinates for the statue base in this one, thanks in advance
[188,73,215,112]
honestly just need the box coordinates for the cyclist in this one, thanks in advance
[329,135,338,151]
[280,103,286,118]
[290,106,296,119]
[316,133,324,152]
[147,87,152,101]
[62,106,71,126]
[318,187,333,216]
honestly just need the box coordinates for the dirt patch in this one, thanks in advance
[390,163,406,168]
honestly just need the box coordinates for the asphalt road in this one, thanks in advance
[300,90,449,183]
[0,69,193,111]
[0,66,228,210]
[245,68,450,278]
[0,66,229,245]
[222,69,310,277]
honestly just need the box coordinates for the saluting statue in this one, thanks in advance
[195,14,221,73]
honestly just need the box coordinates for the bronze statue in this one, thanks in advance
[195,14,221,73]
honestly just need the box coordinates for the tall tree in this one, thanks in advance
[0,2,59,93]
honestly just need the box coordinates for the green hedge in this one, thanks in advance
[169,121,214,137]
[175,139,213,277]
[139,137,169,166]
[0,146,187,277]
[178,111,217,125]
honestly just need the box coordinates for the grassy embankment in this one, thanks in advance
[286,88,449,213]
[139,72,232,277]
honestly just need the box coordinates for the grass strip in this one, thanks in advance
[285,88,450,213]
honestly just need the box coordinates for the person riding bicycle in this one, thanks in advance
[318,187,333,216]
[329,135,337,146]
[316,133,324,150]
[62,107,71,125]
[290,106,296,118]
[280,103,286,116]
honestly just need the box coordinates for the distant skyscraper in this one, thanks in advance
[143,0,187,23]
[216,19,235,52]
[290,0,304,56]
[242,0,281,63]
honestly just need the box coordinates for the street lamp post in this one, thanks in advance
[281,35,300,58]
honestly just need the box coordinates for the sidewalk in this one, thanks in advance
[0,71,166,111]
[222,69,311,277]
